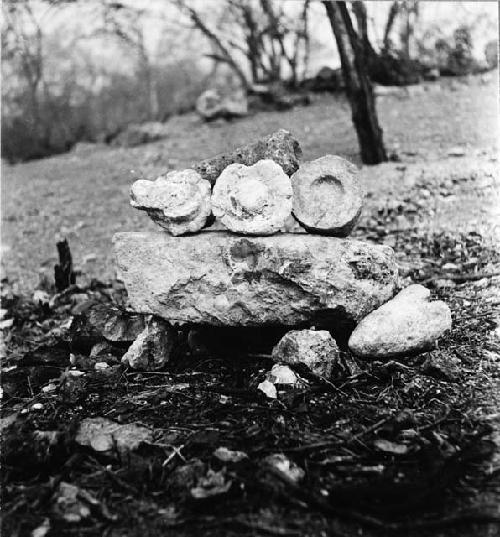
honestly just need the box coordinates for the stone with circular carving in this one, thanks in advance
[130,169,211,236]
[291,155,363,236]
[211,159,293,235]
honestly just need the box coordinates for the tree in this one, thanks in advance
[174,0,311,89]
[323,1,387,165]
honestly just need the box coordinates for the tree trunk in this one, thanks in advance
[323,1,387,165]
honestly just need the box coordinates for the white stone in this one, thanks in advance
[348,284,452,359]
[130,169,211,236]
[291,155,363,236]
[272,329,340,377]
[257,380,277,399]
[266,364,298,385]
[211,159,293,235]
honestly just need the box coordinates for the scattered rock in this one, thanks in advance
[374,438,409,455]
[266,364,299,386]
[75,417,153,455]
[52,482,92,523]
[447,146,466,157]
[169,459,206,497]
[130,169,211,236]
[348,284,452,359]
[110,121,169,147]
[121,317,177,370]
[0,318,14,330]
[264,453,305,483]
[291,155,363,236]
[213,446,248,463]
[196,88,247,121]
[114,232,398,326]
[374,85,408,99]
[31,518,51,537]
[421,351,461,381]
[89,341,121,362]
[190,469,232,499]
[211,159,293,235]
[423,68,440,81]
[33,290,50,306]
[257,379,277,399]
[272,329,340,377]
[194,129,301,186]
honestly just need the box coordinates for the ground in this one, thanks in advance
[1,74,500,536]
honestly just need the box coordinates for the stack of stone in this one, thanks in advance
[114,130,451,374]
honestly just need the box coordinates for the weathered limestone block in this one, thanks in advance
[193,129,302,185]
[291,155,363,236]
[211,159,293,235]
[272,329,340,377]
[348,284,452,359]
[113,232,398,326]
[130,169,211,236]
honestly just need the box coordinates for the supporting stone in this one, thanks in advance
[211,159,293,235]
[113,231,398,326]
[348,284,452,359]
[130,169,211,236]
[291,155,364,236]
[193,129,302,185]
[272,329,340,377]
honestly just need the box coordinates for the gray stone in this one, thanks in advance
[75,417,153,454]
[121,317,177,370]
[130,169,211,236]
[291,155,363,236]
[421,351,461,381]
[196,88,248,121]
[111,121,169,147]
[113,231,398,326]
[193,129,302,186]
[211,159,293,235]
[348,284,452,359]
[272,329,340,377]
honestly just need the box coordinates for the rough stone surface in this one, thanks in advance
[211,159,293,235]
[113,232,398,326]
[121,317,177,370]
[130,169,211,236]
[291,155,363,236]
[348,284,452,359]
[272,329,340,377]
[69,304,146,354]
[196,88,248,121]
[194,129,302,186]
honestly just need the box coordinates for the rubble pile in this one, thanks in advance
[113,130,451,382]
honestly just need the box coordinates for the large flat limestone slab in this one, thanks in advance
[113,232,398,326]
